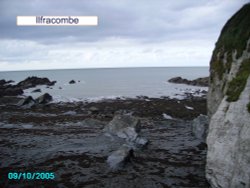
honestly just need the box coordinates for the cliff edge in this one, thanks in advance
[206,4,250,187]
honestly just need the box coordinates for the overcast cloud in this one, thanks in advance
[0,0,249,71]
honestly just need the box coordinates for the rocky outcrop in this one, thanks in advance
[17,93,53,108]
[17,76,56,89]
[168,76,209,87]
[206,4,250,188]
[0,77,56,97]
[69,80,76,84]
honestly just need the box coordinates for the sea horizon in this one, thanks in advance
[0,66,209,73]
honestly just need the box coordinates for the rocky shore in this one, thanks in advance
[168,76,209,87]
[0,79,209,187]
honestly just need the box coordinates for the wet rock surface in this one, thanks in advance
[0,77,56,98]
[0,97,209,187]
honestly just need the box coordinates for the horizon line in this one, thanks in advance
[0,66,209,73]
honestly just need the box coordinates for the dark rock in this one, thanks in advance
[35,93,52,104]
[0,79,14,86]
[69,80,76,84]
[0,87,23,97]
[17,76,56,89]
[168,76,209,87]
[17,96,35,108]
[32,89,41,93]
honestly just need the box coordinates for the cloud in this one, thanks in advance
[0,0,248,43]
[0,0,249,70]
[0,38,213,71]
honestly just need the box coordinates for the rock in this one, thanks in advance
[69,80,76,84]
[0,87,23,97]
[104,115,148,146]
[168,76,209,87]
[35,93,52,104]
[0,79,14,86]
[89,106,99,114]
[104,115,140,138]
[206,4,250,188]
[17,76,56,89]
[191,115,208,142]
[133,137,148,145]
[107,144,134,169]
[32,89,41,93]
[17,96,35,108]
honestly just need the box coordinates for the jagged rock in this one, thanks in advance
[168,76,209,87]
[104,115,148,146]
[17,76,56,89]
[104,115,140,137]
[32,89,41,93]
[17,96,35,108]
[206,4,250,188]
[107,144,134,169]
[192,115,208,142]
[35,93,52,104]
[69,80,76,84]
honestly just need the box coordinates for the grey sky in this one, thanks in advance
[0,0,249,71]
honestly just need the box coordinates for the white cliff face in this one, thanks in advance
[206,77,250,187]
[206,4,250,186]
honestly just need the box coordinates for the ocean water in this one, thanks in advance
[0,67,209,102]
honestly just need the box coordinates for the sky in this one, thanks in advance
[0,0,249,71]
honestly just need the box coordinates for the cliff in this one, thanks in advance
[206,4,250,188]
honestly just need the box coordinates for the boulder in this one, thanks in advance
[104,115,148,146]
[104,115,140,138]
[107,144,134,169]
[191,115,209,142]
[17,76,56,89]
[35,93,52,104]
[17,96,35,108]
[69,80,76,84]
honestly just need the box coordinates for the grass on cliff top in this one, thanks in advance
[210,4,250,81]
[226,59,250,102]
[214,3,250,59]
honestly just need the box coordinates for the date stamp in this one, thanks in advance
[8,172,55,180]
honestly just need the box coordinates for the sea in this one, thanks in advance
[0,67,209,102]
